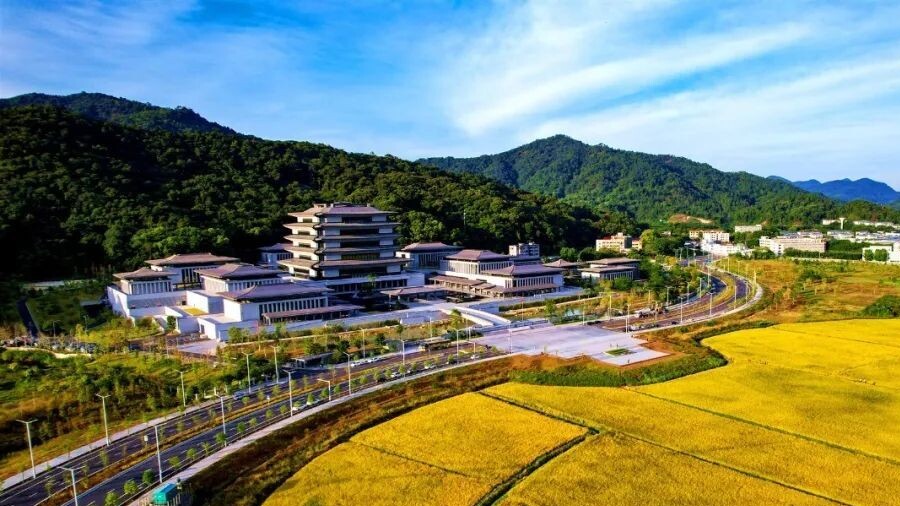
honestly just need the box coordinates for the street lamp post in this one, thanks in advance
[284,368,294,414]
[317,379,332,401]
[455,329,460,362]
[96,394,111,446]
[400,339,406,376]
[341,351,352,395]
[238,353,253,393]
[16,419,36,479]
[153,424,163,483]
[216,395,227,445]
[271,346,280,383]
[61,466,78,506]
[178,371,186,408]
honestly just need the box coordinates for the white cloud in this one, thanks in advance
[528,55,900,184]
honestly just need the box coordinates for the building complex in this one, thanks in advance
[759,235,827,255]
[106,202,569,341]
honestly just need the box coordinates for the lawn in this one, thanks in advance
[487,319,900,505]
[264,393,586,505]
[498,434,833,506]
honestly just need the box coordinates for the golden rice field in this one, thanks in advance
[264,442,489,506]
[266,319,900,505]
[498,434,833,506]
[489,319,900,505]
[264,393,586,505]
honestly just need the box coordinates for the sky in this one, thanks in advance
[2,0,900,187]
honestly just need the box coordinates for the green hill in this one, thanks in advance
[420,135,899,225]
[0,106,603,280]
[0,92,237,135]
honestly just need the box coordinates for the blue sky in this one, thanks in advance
[2,1,900,187]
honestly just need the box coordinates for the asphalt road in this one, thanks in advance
[0,346,483,506]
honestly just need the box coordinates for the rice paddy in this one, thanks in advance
[263,393,586,505]
[265,319,900,505]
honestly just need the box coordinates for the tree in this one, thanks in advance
[165,315,176,333]
[265,408,274,420]
[105,490,119,506]
[123,479,137,495]
[141,469,154,486]
[201,441,212,456]
[215,432,227,446]
[544,300,558,319]
[236,421,247,434]
[186,447,197,461]
[307,392,315,405]
[168,455,181,469]
[279,404,288,416]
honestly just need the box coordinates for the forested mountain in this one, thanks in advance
[791,178,900,205]
[0,92,237,135]
[0,106,604,280]
[420,135,900,225]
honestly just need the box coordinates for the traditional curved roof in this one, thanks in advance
[146,253,238,266]
[444,249,510,261]
[400,242,462,253]
[222,282,331,301]
[482,264,563,276]
[543,259,578,268]
[114,267,174,281]
[195,263,280,280]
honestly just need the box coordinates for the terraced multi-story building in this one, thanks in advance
[280,202,424,294]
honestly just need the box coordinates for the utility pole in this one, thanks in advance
[61,466,78,506]
[17,419,36,479]
[96,394,111,446]
[271,346,279,383]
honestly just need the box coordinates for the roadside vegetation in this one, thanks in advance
[0,348,235,480]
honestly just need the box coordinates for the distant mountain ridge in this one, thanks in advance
[0,92,237,135]
[788,177,900,205]
[420,135,900,225]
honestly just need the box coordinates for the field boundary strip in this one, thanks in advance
[770,325,900,351]
[349,440,474,478]
[477,391,600,432]
[474,433,593,506]
[482,389,859,506]
[628,389,900,467]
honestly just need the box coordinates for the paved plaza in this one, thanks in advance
[477,323,668,366]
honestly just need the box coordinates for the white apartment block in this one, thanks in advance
[759,236,826,256]
[596,233,641,253]
[701,230,731,243]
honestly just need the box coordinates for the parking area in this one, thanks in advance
[477,323,668,366]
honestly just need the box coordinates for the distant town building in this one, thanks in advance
[759,235,826,256]
[862,243,900,263]
[827,230,853,240]
[580,258,641,282]
[734,224,762,233]
[279,202,424,294]
[688,230,702,240]
[701,242,751,257]
[853,220,897,228]
[430,249,563,297]
[701,230,731,244]
[822,217,846,229]
[596,233,641,253]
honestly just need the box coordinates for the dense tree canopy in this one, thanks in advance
[0,106,605,279]
[421,135,900,226]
